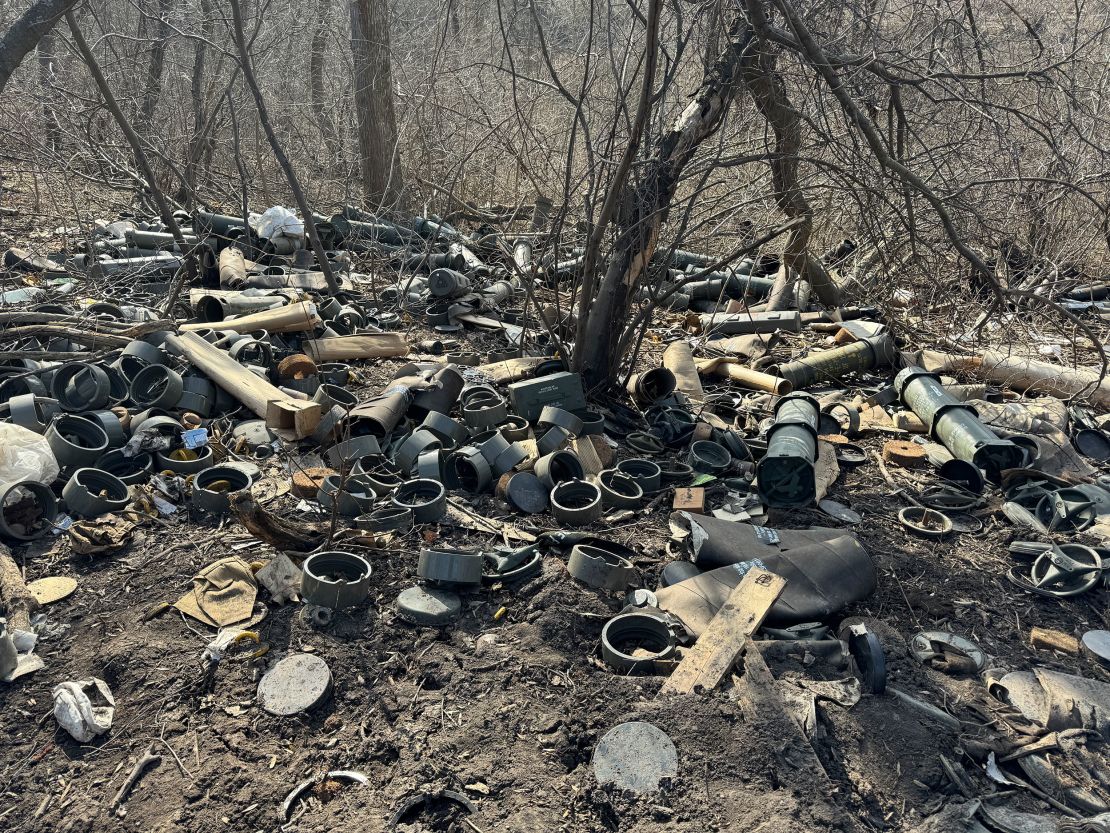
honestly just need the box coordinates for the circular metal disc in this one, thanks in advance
[593,721,678,793]
[505,472,549,514]
[396,585,461,625]
[818,499,861,524]
[948,513,983,534]
[835,443,868,465]
[257,654,332,716]
[817,412,841,436]
[1081,630,1110,668]
[27,576,78,605]
[1074,429,1110,462]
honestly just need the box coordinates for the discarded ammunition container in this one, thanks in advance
[626,367,677,405]
[682,269,775,301]
[427,268,472,298]
[894,366,1024,482]
[771,333,897,390]
[77,253,183,277]
[507,372,586,420]
[549,255,584,283]
[193,210,248,239]
[125,229,200,250]
[480,280,515,306]
[756,392,820,508]
[512,239,532,271]
[414,216,462,243]
[682,276,732,302]
[531,196,553,229]
[690,310,801,335]
[193,292,284,322]
[329,213,413,246]
[663,248,714,269]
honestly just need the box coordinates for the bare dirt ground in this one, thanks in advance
[1,175,1108,833]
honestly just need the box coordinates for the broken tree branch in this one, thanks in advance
[109,745,161,813]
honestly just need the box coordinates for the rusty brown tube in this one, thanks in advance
[180,300,320,334]
[717,362,792,395]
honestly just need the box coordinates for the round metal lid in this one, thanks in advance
[504,472,549,514]
[256,654,332,716]
[27,576,78,605]
[1081,630,1110,668]
[396,585,462,626]
[592,721,678,793]
[1074,429,1110,462]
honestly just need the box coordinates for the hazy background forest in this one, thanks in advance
[1,0,1108,355]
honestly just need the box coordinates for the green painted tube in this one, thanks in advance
[771,333,897,390]
[895,365,1024,482]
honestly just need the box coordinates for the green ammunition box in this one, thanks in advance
[508,372,586,421]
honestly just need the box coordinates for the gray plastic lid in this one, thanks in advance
[1082,630,1110,667]
[505,472,549,514]
[593,721,678,792]
[396,585,461,625]
[256,654,332,716]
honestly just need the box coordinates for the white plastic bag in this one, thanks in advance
[52,678,115,741]
[251,206,304,241]
[0,423,60,488]
[0,619,44,683]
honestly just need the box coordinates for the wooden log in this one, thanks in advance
[978,349,1110,410]
[1029,627,1080,655]
[0,325,132,350]
[0,543,38,632]
[302,333,409,361]
[179,300,320,334]
[167,331,320,438]
[660,567,786,695]
[0,312,136,331]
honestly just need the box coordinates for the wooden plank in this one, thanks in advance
[265,399,321,441]
[1029,627,1079,655]
[168,332,321,439]
[732,640,833,787]
[660,567,786,695]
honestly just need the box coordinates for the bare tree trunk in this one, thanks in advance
[574,18,755,389]
[137,0,173,136]
[739,0,839,309]
[310,0,342,161]
[180,0,210,203]
[65,9,196,313]
[179,0,225,204]
[228,0,341,295]
[0,0,79,96]
[37,29,61,149]
[350,0,403,209]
